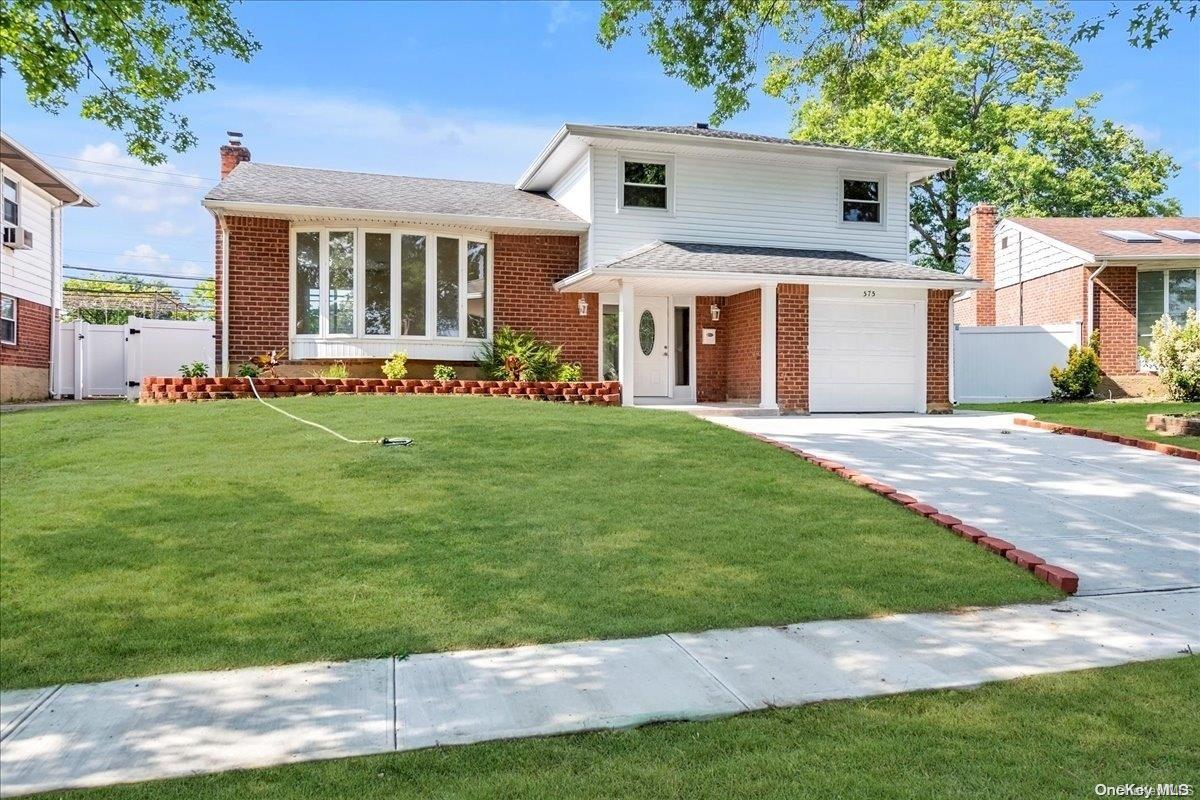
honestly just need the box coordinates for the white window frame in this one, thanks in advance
[2,176,19,228]
[617,152,674,214]
[1136,266,1200,346]
[838,170,885,228]
[289,225,493,345]
[1,295,16,346]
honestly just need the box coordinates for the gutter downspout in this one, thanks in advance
[1086,260,1109,346]
[49,196,86,398]
[949,289,969,405]
[209,209,230,377]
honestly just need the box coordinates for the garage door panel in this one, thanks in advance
[809,299,922,413]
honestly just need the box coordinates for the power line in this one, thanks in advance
[57,166,209,189]
[64,276,212,293]
[36,151,210,181]
[64,264,213,281]
[66,246,212,261]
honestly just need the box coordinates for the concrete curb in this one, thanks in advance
[1013,416,1200,461]
[747,432,1080,595]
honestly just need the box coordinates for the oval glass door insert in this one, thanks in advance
[639,310,655,355]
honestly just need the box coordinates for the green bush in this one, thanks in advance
[381,352,408,380]
[475,327,563,381]
[555,362,582,382]
[179,361,208,378]
[314,361,349,380]
[1149,308,1200,401]
[235,363,260,378]
[1049,344,1101,399]
[432,364,456,380]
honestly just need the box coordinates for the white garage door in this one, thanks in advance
[809,298,922,412]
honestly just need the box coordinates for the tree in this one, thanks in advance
[62,274,179,324]
[599,0,1183,271]
[0,0,259,164]
[1073,0,1198,48]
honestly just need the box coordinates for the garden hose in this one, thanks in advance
[246,377,412,447]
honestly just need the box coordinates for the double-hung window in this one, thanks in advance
[620,156,670,210]
[2,177,18,228]
[1137,268,1198,346]
[292,228,488,340]
[1,296,15,345]
[841,175,882,224]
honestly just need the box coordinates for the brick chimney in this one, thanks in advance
[219,131,250,179]
[967,203,997,326]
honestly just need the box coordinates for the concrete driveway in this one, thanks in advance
[713,412,1199,596]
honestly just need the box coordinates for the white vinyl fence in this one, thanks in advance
[55,316,214,400]
[953,323,1081,404]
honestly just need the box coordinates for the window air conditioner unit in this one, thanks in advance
[2,225,32,250]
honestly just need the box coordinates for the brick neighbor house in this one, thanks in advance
[956,206,1199,395]
[203,124,981,413]
[1,133,96,402]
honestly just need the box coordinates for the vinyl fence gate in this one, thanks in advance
[55,316,215,400]
[953,323,1081,404]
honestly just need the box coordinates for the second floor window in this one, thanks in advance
[622,159,669,209]
[2,178,18,226]
[841,177,881,223]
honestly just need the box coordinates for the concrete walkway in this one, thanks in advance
[1,589,1196,797]
[713,412,1200,595]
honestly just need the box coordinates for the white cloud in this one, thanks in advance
[546,0,584,34]
[117,244,208,278]
[1119,121,1161,143]
[74,142,208,213]
[147,220,198,237]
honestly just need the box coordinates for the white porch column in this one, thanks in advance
[759,283,778,410]
[619,281,637,406]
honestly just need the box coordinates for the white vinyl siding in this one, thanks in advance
[588,149,910,265]
[548,152,593,269]
[0,169,56,307]
[993,222,1086,289]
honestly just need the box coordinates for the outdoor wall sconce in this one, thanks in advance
[577,296,589,316]
[710,303,721,321]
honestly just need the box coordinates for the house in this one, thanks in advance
[202,124,980,413]
[956,205,1199,394]
[0,133,96,402]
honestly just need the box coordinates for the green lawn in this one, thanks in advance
[31,657,1198,800]
[964,400,1200,449]
[0,397,1056,689]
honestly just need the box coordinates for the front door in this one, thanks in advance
[634,296,670,396]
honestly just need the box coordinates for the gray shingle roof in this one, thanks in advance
[598,125,943,160]
[595,241,973,282]
[204,162,585,224]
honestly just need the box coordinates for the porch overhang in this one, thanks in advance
[555,266,981,295]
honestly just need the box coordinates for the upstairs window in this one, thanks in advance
[621,157,670,210]
[1,296,15,345]
[841,176,881,224]
[2,178,18,226]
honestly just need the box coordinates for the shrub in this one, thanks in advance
[432,364,456,380]
[555,362,582,382]
[179,361,208,378]
[1149,308,1200,401]
[314,361,349,380]
[476,327,563,381]
[235,363,260,378]
[381,352,408,380]
[1049,344,1101,400]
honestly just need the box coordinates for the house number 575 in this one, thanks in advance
[862,290,876,298]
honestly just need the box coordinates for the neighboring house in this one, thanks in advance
[956,205,1200,392]
[0,133,96,402]
[202,124,979,413]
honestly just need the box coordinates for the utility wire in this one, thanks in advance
[35,151,210,181]
[56,166,208,189]
[64,264,213,281]
[66,246,212,261]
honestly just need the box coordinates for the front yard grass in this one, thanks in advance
[31,657,1198,800]
[963,400,1200,449]
[1,397,1056,689]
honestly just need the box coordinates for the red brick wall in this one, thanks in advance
[967,204,997,325]
[952,294,977,326]
[723,289,761,402]
[995,266,1087,327]
[927,289,952,411]
[216,216,291,369]
[1092,265,1137,375]
[492,235,597,379]
[776,284,809,413]
[0,295,51,368]
[695,296,727,402]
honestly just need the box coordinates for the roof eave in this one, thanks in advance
[201,198,589,232]
[515,124,570,190]
[0,133,98,207]
[555,266,981,292]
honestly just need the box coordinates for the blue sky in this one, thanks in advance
[1,0,1197,287]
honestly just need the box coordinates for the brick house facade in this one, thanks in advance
[0,296,52,401]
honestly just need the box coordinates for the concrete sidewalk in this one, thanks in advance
[1,589,1196,797]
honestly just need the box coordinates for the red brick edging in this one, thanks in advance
[1013,416,1200,460]
[139,377,622,405]
[747,433,1080,594]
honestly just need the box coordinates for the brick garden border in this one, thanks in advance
[746,433,1080,594]
[1013,416,1200,461]
[140,377,622,405]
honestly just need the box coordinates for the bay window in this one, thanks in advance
[1138,268,1198,345]
[292,227,489,341]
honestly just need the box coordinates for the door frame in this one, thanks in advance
[598,292,695,401]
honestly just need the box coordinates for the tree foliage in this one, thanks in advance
[1073,0,1198,48]
[599,0,1183,271]
[0,0,259,164]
